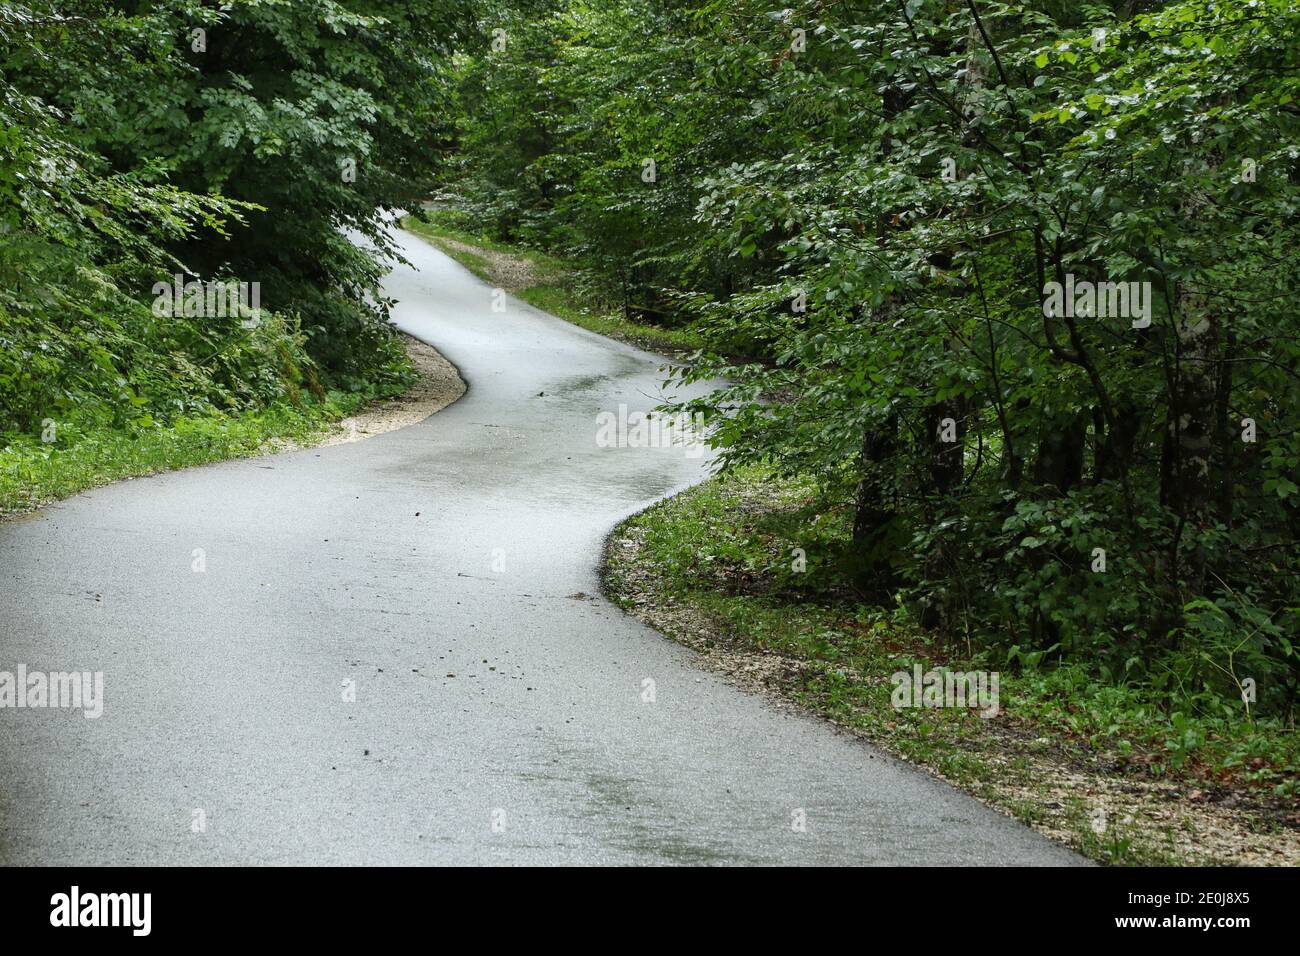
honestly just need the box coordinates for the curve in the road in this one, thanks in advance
[0,223,1084,865]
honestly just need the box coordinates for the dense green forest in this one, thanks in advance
[440,0,1300,724]
[2,2,1296,739]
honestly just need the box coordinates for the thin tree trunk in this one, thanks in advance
[1163,280,1219,591]
[848,79,910,594]
[851,411,900,596]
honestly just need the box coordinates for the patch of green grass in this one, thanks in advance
[437,244,495,283]
[604,464,1300,865]
[517,284,705,353]
[402,210,706,355]
[0,390,373,517]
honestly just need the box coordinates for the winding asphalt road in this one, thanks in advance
[0,222,1083,865]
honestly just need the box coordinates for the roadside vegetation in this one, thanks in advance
[0,388,386,517]
[1,1,471,514]
[606,468,1299,865]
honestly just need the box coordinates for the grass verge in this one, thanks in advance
[603,465,1300,866]
[401,209,705,355]
[0,388,390,519]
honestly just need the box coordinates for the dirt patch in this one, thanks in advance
[607,528,812,698]
[315,334,464,447]
[994,753,1300,866]
[604,523,1300,866]
[432,235,555,293]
